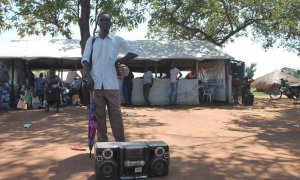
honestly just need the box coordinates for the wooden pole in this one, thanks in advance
[155,61,157,78]
[60,59,63,79]
[195,60,199,78]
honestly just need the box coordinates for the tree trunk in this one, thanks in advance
[79,0,91,55]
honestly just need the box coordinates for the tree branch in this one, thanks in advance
[220,0,234,31]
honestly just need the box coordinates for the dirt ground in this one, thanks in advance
[0,96,300,180]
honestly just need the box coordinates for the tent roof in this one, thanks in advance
[0,39,81,61]
[0,39,233,60]
[252,70,300,90]
[125,40,233,60]
[0,39,233,71]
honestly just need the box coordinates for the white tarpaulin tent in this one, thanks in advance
[0,39,233,72]
[0,39,81,60]
[0,39,234,104]
[0,39,232,61]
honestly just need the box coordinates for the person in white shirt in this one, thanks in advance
[143,66,153,106]
[169,63,182,105]
[81,12,138,142]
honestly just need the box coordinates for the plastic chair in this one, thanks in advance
[203,87,214,103]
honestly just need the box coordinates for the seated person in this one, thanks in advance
[70,77,82,94]
[70,77,82,105]
[44,69,62,112]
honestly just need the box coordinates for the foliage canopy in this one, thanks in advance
[0,0,299,52]
[146,0,299,50]
[0,0,146,51]
[281,67,300,78]
[246,63,257,79]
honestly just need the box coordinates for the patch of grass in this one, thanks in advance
[251,88,269,97]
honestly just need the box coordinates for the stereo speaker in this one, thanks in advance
[94,142,119,180]
[145,141,170,177]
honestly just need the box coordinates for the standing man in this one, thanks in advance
[169,63,182,105]
[122,70,134,106]
[81,12,138,142]
[143,66,153,106]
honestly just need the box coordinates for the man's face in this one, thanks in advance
[98,14,112,31]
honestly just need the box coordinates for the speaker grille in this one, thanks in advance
[150,158,169,176]
[96,160,118,178]
[155,147,165,157]
[102,148,113,159]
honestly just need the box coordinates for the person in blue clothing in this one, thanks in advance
[70,76,82,105]
[0,62,10,110]
[34,73,45,105]
[122,70,134,106]
[0,82,10,110]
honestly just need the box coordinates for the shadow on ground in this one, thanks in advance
[0,97,299,180]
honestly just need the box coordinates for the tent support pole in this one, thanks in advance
[155,62,157,78]
[60,59,63,79]
[195,60,199,79]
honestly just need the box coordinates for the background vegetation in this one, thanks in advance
[281,67,300,78]
[1,0,299,53]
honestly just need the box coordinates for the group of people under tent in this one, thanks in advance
[121,63,183,107]
[14,67,84,111]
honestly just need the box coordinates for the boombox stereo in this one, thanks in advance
[94,141,170,180]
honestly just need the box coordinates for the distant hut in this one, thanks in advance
[252,70,300,92]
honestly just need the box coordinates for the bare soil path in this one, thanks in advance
[0,97,299,180]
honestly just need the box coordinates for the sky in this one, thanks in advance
[0,22,299,79]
